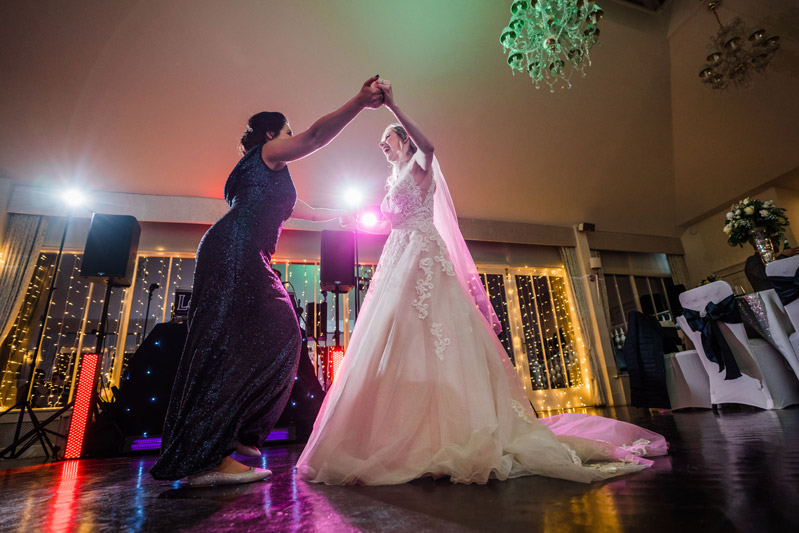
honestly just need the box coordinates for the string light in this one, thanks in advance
[481,266,590,412]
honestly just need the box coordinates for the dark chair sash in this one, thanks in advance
[767,269,799,306]
[683,294,743,380]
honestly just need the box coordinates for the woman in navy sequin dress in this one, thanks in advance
[151,76,384,485]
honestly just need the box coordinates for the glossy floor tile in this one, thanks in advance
[0,406,797,532]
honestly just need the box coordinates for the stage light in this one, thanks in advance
[359,212,378,227]
[345,188,363,208]
[62,188,86,208]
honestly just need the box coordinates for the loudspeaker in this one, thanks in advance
[81,214,141,286]
[305,302,327,339]
[320,230,355,292]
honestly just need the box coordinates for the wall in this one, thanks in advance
[679,186,799,287]
[668,0,799,226]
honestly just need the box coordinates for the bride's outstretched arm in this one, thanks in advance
[291,200,348,222]
[377,80,434,168]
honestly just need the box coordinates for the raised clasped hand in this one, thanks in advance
[375,79,393,107]
[358,75,384,109]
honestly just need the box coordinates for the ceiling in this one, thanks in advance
[1,0,797,238]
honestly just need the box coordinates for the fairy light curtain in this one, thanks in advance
[559,246,608,405]
[2,247,590,409]
[0,252,58,408]
[0,214,47,345]
[479,266,591,411]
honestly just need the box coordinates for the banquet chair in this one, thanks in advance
[677,281,799,410]
[664,350,712,409]
[765,256,799,371]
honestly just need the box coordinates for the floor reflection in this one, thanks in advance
[0,407,795,531]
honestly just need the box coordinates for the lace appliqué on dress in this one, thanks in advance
[431,322,451,360]
[584,462,648,474]
[621,439,652,457]
[413,257,434,319]
[511,400,535,424]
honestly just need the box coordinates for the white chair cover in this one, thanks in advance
[664,350,712,409]
[765,256,799,375]
[678,281,799,410]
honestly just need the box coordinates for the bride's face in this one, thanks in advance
[378,128,406,164]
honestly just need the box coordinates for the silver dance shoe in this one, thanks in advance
[187,467,271,487]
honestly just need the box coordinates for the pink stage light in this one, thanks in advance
[359,212,379,227]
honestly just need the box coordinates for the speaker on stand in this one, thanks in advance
[66,213,140,458]
[319,230,355,387]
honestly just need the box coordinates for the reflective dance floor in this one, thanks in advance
[1,406,797,532]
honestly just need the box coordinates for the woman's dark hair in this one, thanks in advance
[388,123,417,156]
[240,111,287,154]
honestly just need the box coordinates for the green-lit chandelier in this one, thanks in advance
[500,0,603,91]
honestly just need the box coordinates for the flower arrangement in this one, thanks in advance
[698,275,718,286]
[723,197,789,249]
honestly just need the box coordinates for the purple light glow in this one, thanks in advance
[130,438,163,451]
[265,429,290,442]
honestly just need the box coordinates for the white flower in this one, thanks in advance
[726,212,734,220]
[760,210,770,217]
[736,209,742,215]
[764,200,774,207]
[723,225,732,234]
[744,206,755,215]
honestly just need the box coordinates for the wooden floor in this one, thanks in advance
[0,406,797,532]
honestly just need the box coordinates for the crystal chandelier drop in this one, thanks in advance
[698,0,780,92]
[499,0,603,92]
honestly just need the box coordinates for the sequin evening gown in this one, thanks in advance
[151,144,301,480]
[296,156,667,485]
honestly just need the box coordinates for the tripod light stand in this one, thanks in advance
[0,193,84,459]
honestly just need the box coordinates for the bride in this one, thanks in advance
[296,80,667,485]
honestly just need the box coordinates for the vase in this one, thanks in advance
[750,227,776,264]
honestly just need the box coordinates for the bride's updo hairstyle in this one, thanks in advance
[388,123,417,157]
[240,111,287,155]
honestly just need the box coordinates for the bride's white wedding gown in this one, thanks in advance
[296,157,666,485]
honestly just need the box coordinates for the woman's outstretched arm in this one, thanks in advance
[263,76,384,168]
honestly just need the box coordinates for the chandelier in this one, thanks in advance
[499,0,603,92]
[698,0,780,92]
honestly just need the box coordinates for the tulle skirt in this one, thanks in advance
[296,225,666,485]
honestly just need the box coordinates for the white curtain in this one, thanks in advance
[0,214,47,345]
[560,247,608,406]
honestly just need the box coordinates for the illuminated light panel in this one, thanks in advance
[128,428,292,453]
[130,437,162,451]
[327,347,345,382]
[64,353,99,459]
[265,428,290,442]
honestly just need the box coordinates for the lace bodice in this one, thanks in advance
[380,164,435,231]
